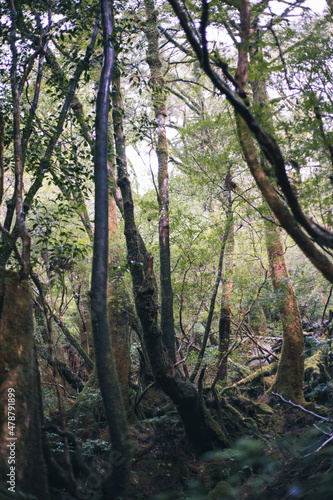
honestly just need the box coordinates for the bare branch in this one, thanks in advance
[272,392,332,421]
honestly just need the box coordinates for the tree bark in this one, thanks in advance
[90,1,131,497]
[8,0,31,277]
[190,196,234,383]
[0,20,98,267]
[144,0,176,362]
[218,191,235,381]
[0,269,50,499]
[265,222,305,403]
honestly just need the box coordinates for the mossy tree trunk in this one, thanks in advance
[0,269,50,499]
[144,0,176,363]
[265,222,305,403]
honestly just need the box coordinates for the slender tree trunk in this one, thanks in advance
[144,0,176,362]
[167,0,333,283]
[218,192,235,381]
[190,196,234,383]
[90,1,131,497]
[0,270,50,499]
[0,21,98,267]
[9,0,30,277]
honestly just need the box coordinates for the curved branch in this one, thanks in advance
[167,0,333,281]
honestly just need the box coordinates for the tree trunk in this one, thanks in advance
[9,0,30,277]
[90,1,131,497]
[190,194,234,383]
[218,193,235,381]
[265,222,305,403]
[108,190,131,402]
[234,0,304,403]
[112,66,230,454]
[250,20,304,403]
[144,0,176,362]
[0,22,98,268]
[0,269,50,499]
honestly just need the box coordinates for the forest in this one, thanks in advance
[0,0,333,498]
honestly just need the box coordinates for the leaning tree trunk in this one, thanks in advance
[234,0,304,403]
[112,64,230,454]
[90,1,131,497]
[0,269,50,499]
[144,0,176,362]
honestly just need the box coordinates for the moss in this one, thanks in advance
[208,480,236,499]
[254,403,274,415]
[0,268,50,498]
[304,351,322,381]
[66,374,105,431]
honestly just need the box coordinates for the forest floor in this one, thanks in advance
[48,372,333,500]
[125,391,333,500]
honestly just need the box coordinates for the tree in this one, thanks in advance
[167,0,333,283]
[0,1,50,496]
[144,0,176,362]
[112,50,230,452]
[90,0,131,496]
[234,0,305,402]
